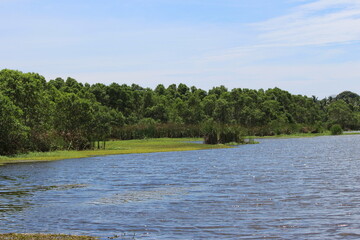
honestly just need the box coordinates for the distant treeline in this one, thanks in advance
[1,69,359,155]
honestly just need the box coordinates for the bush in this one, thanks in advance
[202,122,246,144]
[330,124,343,135]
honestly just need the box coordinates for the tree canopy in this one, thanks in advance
[1,69,359,155]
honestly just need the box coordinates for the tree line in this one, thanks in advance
[1,69,359,155]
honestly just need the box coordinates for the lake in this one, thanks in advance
[1,135,360,239]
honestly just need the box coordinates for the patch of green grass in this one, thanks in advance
[0,138,229,166]
[0,233,99,240]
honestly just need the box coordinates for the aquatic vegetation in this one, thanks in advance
[35,184,89,191]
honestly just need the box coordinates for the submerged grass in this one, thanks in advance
[0,233,99,240]
[0,138,229,166]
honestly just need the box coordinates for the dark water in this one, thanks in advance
[2,135,360,239]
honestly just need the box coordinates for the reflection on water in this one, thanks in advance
[1,135,360,239]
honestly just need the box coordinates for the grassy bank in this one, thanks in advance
[0,234,98,240]
[0,138,229,166]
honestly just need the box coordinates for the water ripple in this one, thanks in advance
[2,135,360,239]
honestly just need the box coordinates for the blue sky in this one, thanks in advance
[1,0,360,97]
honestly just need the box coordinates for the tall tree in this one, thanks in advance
[0,93,28,155]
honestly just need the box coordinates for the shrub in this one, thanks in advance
[330,124,343,135]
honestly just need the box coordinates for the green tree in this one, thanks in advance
[90,83,109,106]
[327,100,353,128]
[184,95,204,124]
[177,83,190,100]
[145,103,168,123]
[213,98,232,124]
[202,94,217,119]
[0,93,28,155]
[54,93,94,149]
[155,84,166,95]
[90,105,112,149]
[0,69,54,151]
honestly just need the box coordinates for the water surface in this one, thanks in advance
[1,135,360,239]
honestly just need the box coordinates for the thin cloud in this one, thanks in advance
[189,0,360,97]
[199,0,360,63]
[256,0,360,47]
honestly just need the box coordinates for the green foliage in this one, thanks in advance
[335,91,359,104]
[0,68,359,155]
[213,98,232,124]
[114,123,202,140]
[218,125,244,144]
[330,124,343,135]
[0,93,28,155]
[327,100,354,128]
[201,120,245,144]
[54,93,94,150]
[201,119,218,144]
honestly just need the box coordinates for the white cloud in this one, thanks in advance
[192,0,360,97]
[201,0,360,63]
[2,0,359,98]
[256,0,360,47]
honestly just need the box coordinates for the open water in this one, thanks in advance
[1,135,360,239]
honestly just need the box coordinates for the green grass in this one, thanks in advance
[0,233,99,240]
[0,138,229,166]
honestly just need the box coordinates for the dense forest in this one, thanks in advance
[1,69,359,155]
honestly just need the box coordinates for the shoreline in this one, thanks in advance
[248,131,360,139]
[2,132,359,166]
[0,138,229,166]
